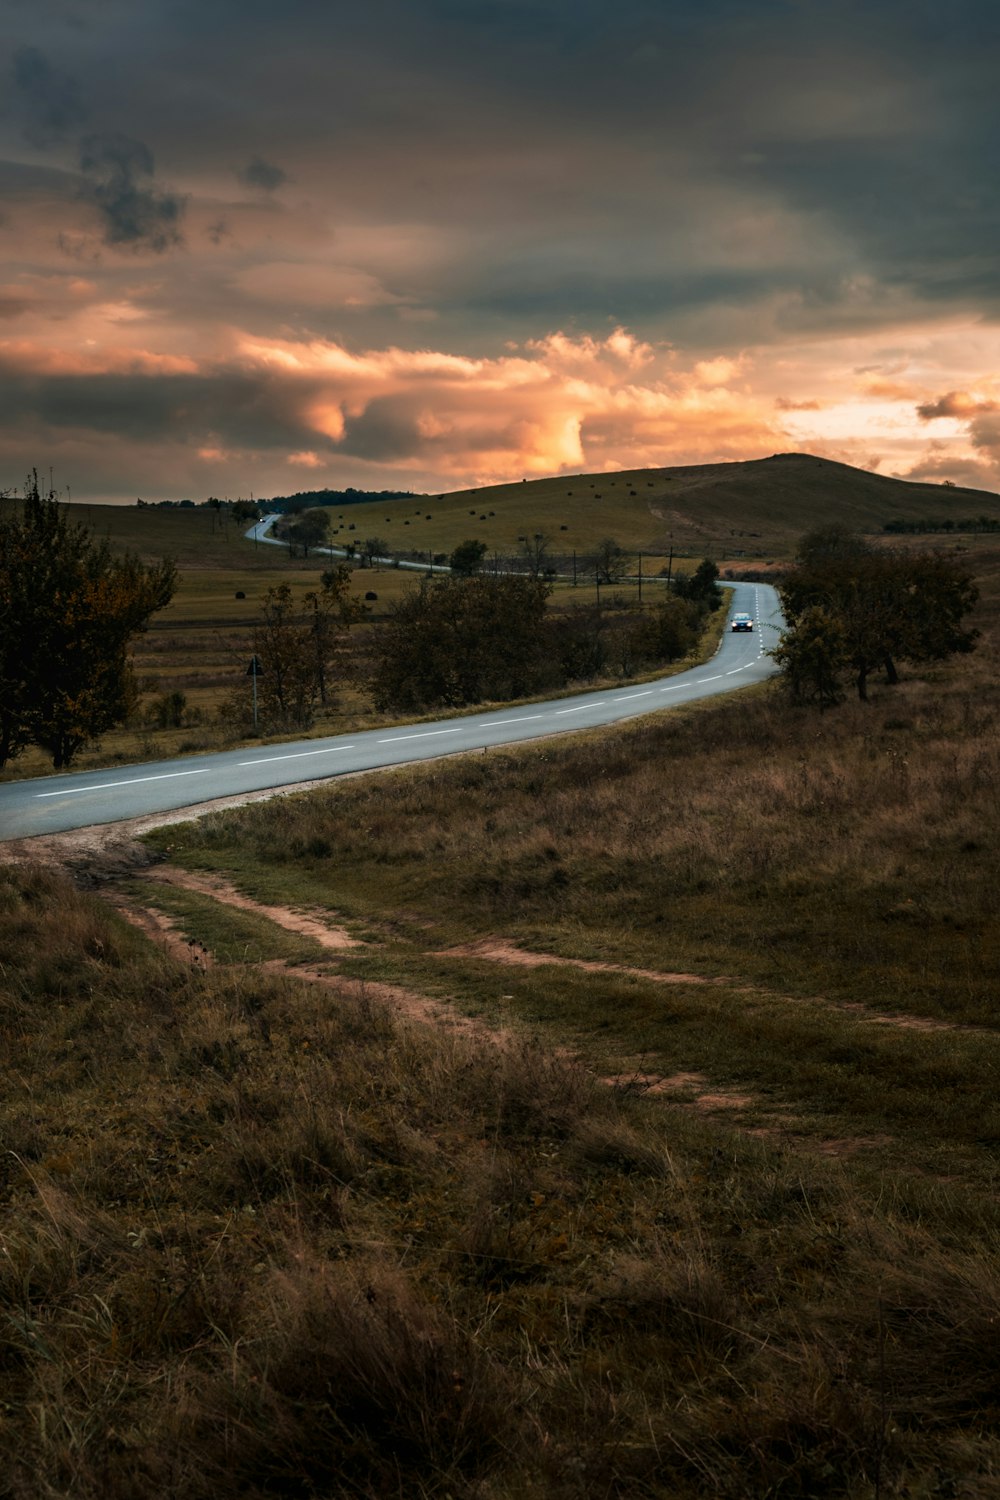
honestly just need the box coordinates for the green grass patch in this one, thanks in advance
[121,878,332,966]
[4,861,1000,1496]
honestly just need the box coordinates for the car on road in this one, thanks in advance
[730,612,754,632]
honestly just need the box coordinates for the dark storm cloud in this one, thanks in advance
[239,157,289,193]
[11,45,87,145]
[78,133,185,252]
[2,0,999,496]
[917,390,995,420]
[0,361,319,450]
[15,0,992,332]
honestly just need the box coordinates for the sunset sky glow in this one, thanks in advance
[2,0,999,501]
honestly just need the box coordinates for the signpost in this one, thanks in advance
[246,655,263,728]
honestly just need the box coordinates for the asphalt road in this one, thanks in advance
[0,582,783,839]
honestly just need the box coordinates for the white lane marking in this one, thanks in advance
[613,691,653,702]
[377,727,465,744]
[555,704,592,715]
[239,746,356,766]
[697,675,724,683]
[37,769,209,799]
[659,684,683,692]
[477,714,544,727]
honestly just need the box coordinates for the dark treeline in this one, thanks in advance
[1,474,176,768]
[265,488,420,514]
[774,526,978,705]
[884,516,1000,534]
[366,567,721,714]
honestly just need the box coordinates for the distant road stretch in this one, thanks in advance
[0,583,783,840]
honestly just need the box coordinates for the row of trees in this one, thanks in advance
[228,567,368,731]
[448,534,634,584]
[774,527,978,705]
[0,474,176,768]
[233,547,722,727]
[367,574,715,714]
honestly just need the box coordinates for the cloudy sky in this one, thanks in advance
[2,0,999,502]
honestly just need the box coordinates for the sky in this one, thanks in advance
[1,0,999,503]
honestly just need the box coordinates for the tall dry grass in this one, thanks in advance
[4,861,1000,1496]
[173,641,1000,1025]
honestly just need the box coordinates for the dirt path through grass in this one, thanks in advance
[140,865,362,950]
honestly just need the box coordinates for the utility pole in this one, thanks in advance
[247,655,262,728]
[666,535,674,592]
[638,551,643,605]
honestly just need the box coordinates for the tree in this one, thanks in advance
[305,566,369,707]
[673,558,722,611]
[247,571,368,729]
[777,527,978,702]
[590,537,628,585]
[0,512,37,766]
[370,575,550,711]
[0,471,176,768]
[286,508,330,557]
[251,584,316,727]
[770,605,847,708]
[519,532,553,579]
[360,536,389,569]
[448,538,488,576]
[638,595,701,664]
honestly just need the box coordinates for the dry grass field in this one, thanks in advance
[4,449,998,781]
[2,463,999,1496]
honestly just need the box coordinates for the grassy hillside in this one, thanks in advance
[1,483,998,1496]
[269,451,1000,562]
[2,567,998,1496]
[7,451,998,568]
[1,451,995,783]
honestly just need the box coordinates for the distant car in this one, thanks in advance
[731,612,754,632]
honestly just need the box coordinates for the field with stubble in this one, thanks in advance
[2,544,998,1497]
[2,469,1000,1496]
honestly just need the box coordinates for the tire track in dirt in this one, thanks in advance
[135,866,362,950]
[432,937,993,1035]
[104,865,970,1164]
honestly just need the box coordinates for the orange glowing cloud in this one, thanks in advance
[3,306,999,500]
[917,389,999,420]
[231,326,781,484]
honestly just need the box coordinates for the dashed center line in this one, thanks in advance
[377,727,465,744]
[478,714,544,727]
[613,691,653,702]
[37,768,209,799]
[239,746,356,765]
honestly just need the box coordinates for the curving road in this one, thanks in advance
[0,583,783,839]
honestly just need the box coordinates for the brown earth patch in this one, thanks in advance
[139,866,361,950]
[434,939,714,986]
[255,961,496,1042]
[603,1070,755,1112]
[112,897,214,967]
[434,939,995,1038]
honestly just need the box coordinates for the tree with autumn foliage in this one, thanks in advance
[0,473,176,768]
[776,526,978,703]
[244,567,368,731]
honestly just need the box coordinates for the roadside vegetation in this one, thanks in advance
[3,610,1000,1493]
[3,452,998,777]
[0,474,175,769]
[775,526,978,704]
[1,463,999,1493]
